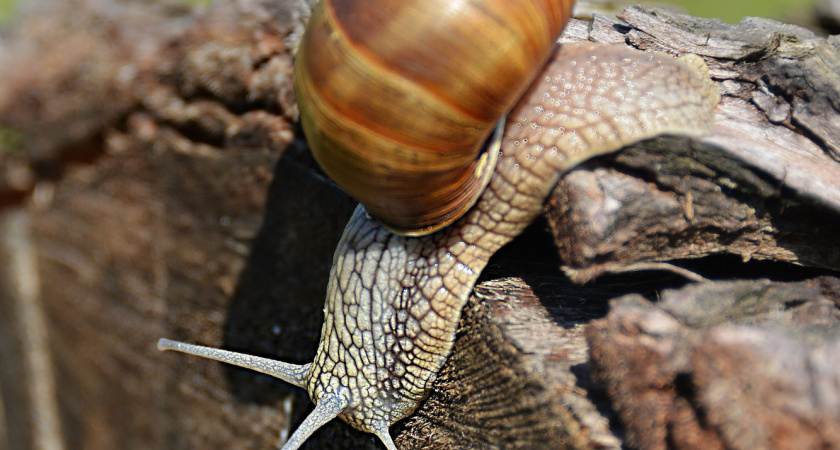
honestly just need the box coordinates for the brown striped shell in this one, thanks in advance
[294,0,574,235]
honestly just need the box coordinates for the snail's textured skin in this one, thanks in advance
[310,42,720,435]
[159,37,719,450]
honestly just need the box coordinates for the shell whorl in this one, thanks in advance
[294,0,574,235]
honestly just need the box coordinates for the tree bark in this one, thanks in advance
[0,1,838,449]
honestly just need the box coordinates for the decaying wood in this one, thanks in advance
[397,275,623,449]
[549,9,840,283]
[0,1,838,449]
[588,277,840,449]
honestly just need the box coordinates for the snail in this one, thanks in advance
[158,0,720,449]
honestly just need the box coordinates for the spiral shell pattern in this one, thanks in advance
[295,0,574,235]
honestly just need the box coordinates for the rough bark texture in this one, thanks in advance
[587,277,840,450]
[0,1,838,449]
[550,10,840,283]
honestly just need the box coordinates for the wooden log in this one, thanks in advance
[587,277,840,449]
[549,9,840,282]
[0,1,838,449]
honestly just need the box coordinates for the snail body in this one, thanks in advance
[158,1,720,449]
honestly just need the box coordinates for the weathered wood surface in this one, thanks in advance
[0,1,838,449]
[552,10,840,283]
[588,277,840,449]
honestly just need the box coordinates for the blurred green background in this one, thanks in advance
[0,0,820,24]
[667,0,816,23]
[0,0,14,21]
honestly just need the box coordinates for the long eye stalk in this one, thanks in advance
[157,338,310,388]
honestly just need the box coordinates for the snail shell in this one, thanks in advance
[294,0,572,235]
